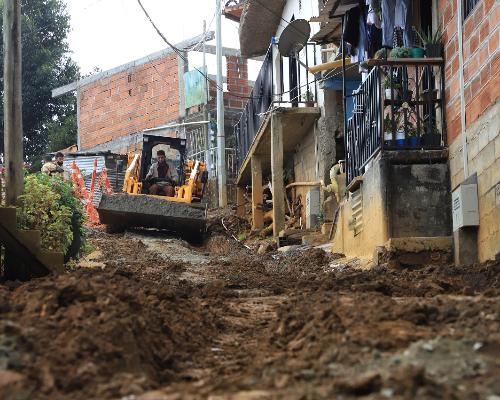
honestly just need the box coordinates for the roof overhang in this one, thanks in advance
[310,0,359,44]
[224,2,245,22]
[239,0,286,58]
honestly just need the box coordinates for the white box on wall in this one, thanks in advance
[452,183,479,231]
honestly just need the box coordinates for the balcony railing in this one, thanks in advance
[234,42,318,169]
[346,59,446,185]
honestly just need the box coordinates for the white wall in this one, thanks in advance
[271,0,323,106]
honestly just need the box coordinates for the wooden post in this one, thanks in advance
[236,186,246,218]
[3,0,24,206]
[251,155,264,229]
[271,113,285,237]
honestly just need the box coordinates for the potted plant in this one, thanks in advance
[420,88,439,102]
[384,76,401,100]
[422,120,442,147]
[406,123,420,147]
[389,46,410,58]
[410,46,425,58]
[417,25,444,58]
[395,125,407,147]
[301,91,315,107]
[383,114,395,146]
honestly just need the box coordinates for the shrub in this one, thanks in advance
[17,174,86,255]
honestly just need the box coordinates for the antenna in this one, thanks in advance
[278,19,311,58]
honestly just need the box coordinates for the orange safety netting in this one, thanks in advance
[70,161,100,225]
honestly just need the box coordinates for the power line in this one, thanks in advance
[136,0,262,101]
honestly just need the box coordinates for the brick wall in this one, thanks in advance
[79,54,180,150]
[443,0,500,261]
[443,0,499,142]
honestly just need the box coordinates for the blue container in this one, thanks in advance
[396,130,406,147]
[409,136,420,147]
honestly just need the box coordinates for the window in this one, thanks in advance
[464,0,480,19]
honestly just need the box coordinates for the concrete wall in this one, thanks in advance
[333,158,452,258]
[449,101,500,261]
[390,164,452,237]
[333,159,390,258]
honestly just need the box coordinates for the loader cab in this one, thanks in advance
[139,135,187,185]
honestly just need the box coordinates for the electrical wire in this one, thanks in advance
[136,0,263,101]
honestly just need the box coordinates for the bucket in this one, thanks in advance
[396,130,406,147]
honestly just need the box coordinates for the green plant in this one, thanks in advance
[301,90,315,102]
[405,122,419,136]
[384,75,402,90]
[389,46,410,58]
[384,114,395,133]
[17,174,86,256]
[416,25,444,45]
[237,233,247,242]
[374,48,387,60]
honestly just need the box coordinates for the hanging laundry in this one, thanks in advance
[366,0,382,28]
[381,0,412,48]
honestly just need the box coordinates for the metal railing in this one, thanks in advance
[346,60,446,185]
[234,42,318,169]
[188,147,238,183]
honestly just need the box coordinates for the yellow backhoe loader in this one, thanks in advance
[97,134,208,239]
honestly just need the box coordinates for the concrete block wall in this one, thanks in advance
[79,54,180,150]
[442,0,500,261]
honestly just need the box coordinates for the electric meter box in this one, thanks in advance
[452,183,479,231]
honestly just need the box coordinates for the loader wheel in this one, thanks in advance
[105,224,127,234]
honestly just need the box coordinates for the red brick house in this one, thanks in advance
[52,33,252,155]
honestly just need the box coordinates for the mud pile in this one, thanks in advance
[243,260,500,399]
[0,268,218,400]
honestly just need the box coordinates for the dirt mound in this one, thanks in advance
[0,269,218,400]
[319,260,500,297]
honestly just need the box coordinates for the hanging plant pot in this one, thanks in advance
[425,44,442,58]
[396,129,407,147]
[385,88,399,100]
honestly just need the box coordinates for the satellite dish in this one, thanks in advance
[278,19,311,58]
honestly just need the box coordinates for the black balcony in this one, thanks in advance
[346,58,447,185]
[234,43,318,169]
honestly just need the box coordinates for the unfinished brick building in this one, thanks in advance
[53,33,252,154]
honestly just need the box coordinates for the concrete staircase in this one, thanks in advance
[0,207,64,281]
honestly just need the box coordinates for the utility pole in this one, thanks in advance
[216,0,227,207]
[202,20,211,177]
[3,0,24,206]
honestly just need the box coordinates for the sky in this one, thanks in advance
[65,0,261,80]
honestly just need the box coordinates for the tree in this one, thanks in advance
[0,0,79,160]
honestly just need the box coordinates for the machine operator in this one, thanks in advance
[145,149,178,197]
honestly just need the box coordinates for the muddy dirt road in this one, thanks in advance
[1,223,499,399]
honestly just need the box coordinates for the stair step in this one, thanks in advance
[17,230,41,253]
[0,207,17,232]
[37,251,65,274]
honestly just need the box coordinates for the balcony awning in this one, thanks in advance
[239,0,286,58]
[310,0,359,44]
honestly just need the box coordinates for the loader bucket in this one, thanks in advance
[97,194,207,240]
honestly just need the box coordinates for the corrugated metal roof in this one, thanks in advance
[64,153,127,206]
